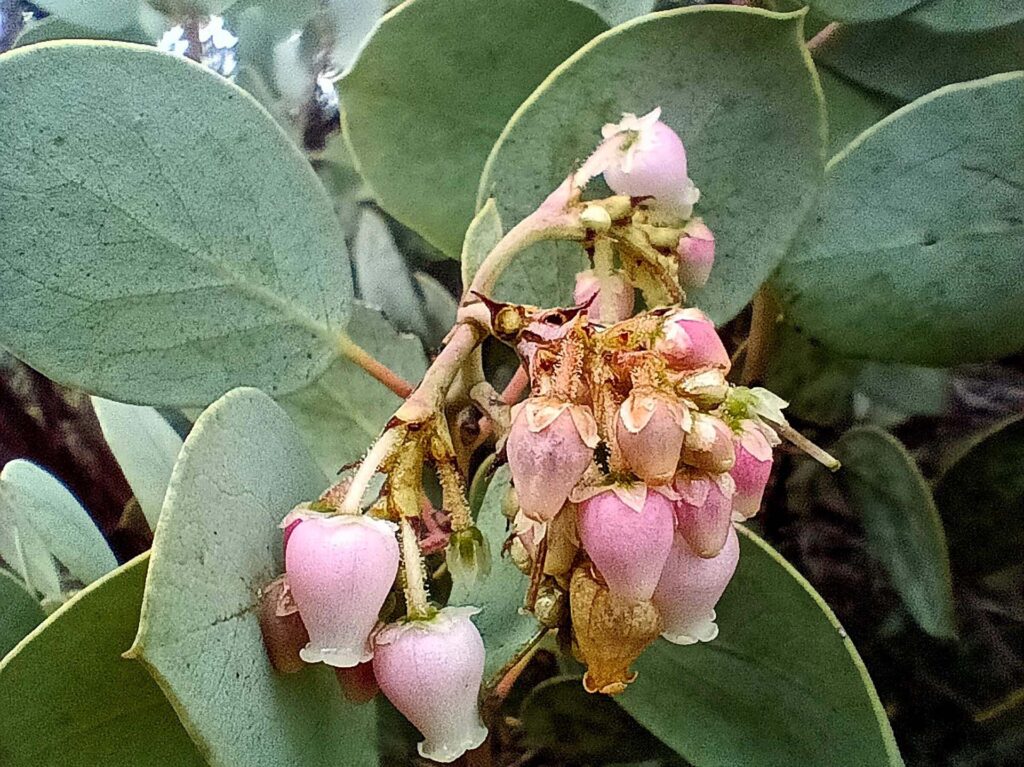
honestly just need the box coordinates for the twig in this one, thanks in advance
[500,366,529,405]
[337,332,415,398]
[741,286,778,385]
[806,21,840,53]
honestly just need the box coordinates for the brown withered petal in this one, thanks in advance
[258,574,309,674]
[569,565,661,695]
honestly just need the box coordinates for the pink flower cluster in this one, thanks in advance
[506,304,780,691]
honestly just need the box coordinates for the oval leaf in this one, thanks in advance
[479,6,825,322]
[340,0,607,256]
[908,0,1024,33]
[835,427,956,638]
[450,466,542,685]
[0,460,116,586]
[569,0,656,26]
[0,41,353,406]
[0,500,61,602]
[815,19,1024,102]
[934,415,1024,576]
[775,73,1024,364]
[819,69,896,157]
[617,526,903,767]
[131,387,377,767]
[278,303,427,476]
[807,0,924,23]
[0,570,45,660]
[0,555,206,766]
[92,397,184,529]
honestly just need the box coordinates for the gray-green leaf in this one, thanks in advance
[0,569,45,660]
[479,6,826,322]
[0,41,353,406]
[617,526,903,767]
[835,427,956,639]
[340,0,608,257]
[91,397,184,529]
[132,387,378,767]
[0,555,206,767]
[0,460,116,586]
[934,415,1024,576]
[774,73,1024,365]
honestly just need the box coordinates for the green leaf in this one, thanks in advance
[908,0,1024,33]
[278,303,427,476]
[0,460,116,586]
[0,495,61,602]
[460,198,503,294]
[819,69,896,157]
[340,0,608,257]
[36,0,143,32]
[934,415,1024,576]
[835,427,956,639]
[92,397,184,529]
[450,466,542,685]
[774,73,1024,365]
[14,15,153,47]
[806,0,924,23]
[0,41,353,407]
[131,387,378,767]
[413,272,458,349]
[0,569,45,660]
[617,526,903,767]
[0,555,206,767]
[520,675,685,764]
[569,0,656,26]
[480,6,826,322]
[352,208,428,336]
[815,19,1024,102]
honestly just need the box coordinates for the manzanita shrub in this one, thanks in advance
[1,1,1022,766]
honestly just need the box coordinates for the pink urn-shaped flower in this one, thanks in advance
[284,512,399,667]
[673,471,735,558]
[653,526,740,645]
[656,308,730,373]
[676,218,715,289]
[577,487,675,602]
[574,269,635,325]
[373,607,488,763]
[507,397,598,523]
[598,108,700,218]
[681,413,736,474]
[730,421,775,520]
[616,387,690,484]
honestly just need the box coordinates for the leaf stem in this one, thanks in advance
[500,365,529,405]
[336,332,415,398]
[806,22,841,53]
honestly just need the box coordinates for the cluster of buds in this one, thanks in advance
[503,299,783,694]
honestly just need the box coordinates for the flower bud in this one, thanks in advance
[543,502,579,580]
[335,661,380,704]
[570,565,661,694]
[656,308,731,373]
[507,398,598,523]
[258,574,308,674]
[730,421,774,520]
[673,471,735,558]
[616,387,689,484]
[653,526,739,645]
[577,488,675,602]
[446,526,491,587]
[574,270,635,325]
[681,413,736,473]
[285,513,399,667]
[599,108,698,218]
[676,219,715,289]
[373,607,488,763]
